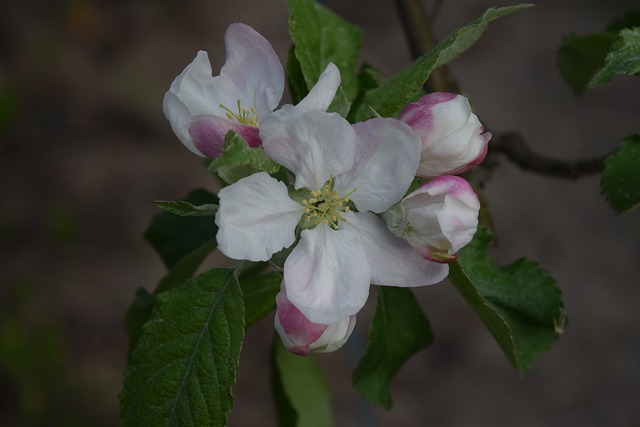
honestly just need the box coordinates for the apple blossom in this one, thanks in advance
[274,286,356,355]
[399,92,492,177]
[215,110,449,324]
[384,175,480,263]
[162,23,340,159]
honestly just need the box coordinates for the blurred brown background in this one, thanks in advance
[1,0,639,426]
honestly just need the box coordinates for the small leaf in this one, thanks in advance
[288,0,362,100]
[208,131,280,184]
[355,4,533,121]
[144,189,218,270]
[240,268,281,328]
[120,268,245,427]
[270,337,333,427]
[557,32,617,95]
[601,135,640,213]
[448,227,566,374]
[153,200,218,217]
[353,287,434,409]
[590,28,640,87]
[326,86,351,118]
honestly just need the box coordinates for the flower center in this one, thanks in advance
[301,177,354,230]
[219,100,259,126]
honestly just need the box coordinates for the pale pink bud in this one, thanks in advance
[399,93,491,177]
[401,176,480,263]
[274,287,356,356]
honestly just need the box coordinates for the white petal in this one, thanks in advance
[261,110,356,190]
[220,23,285,118]
[311,314,357,353]
[292,62,341,113]
[334,118,421,213]
[215,172,304,262]
[347,212,449,287]
[284,224,371,324]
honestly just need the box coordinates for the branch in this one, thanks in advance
[491,133,610,180]
[393,0,460,93]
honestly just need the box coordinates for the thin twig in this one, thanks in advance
[491,133,610,180]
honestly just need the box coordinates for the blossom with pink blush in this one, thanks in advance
[274,287,356,355]
[386,176,480,263]
[215,111,449,325]
[399,92,491,177]
[163,23,340,159]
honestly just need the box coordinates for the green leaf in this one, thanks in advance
[355,4,534,121]
[208,131,280,184]
[557,32,618,95]
[353,287,434,409]
[121,268,245,427]
[326,86,351,118]
[287,0,362,100]
[448,227,566,374]
[240,269,281,328]
[590,28,640,87]
[124,240,218,359]
[270,337,333,427]
[153,200,218,217]
[601,135,640,213]
[144,188,218,270]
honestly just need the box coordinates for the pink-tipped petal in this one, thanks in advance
[275,288,328,356]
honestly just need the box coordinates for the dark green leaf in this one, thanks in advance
[601,135,640,213]
[448,227,566,374]
[270,337,333,427]
[288,0,362,100]
[590,28,640,87]
[121,268,245,427]
[208,132,280,184]
[353,287,434,409]
[355,4,534,121]
[153,200,218,217]
[124,240,218,359]
[144,188,218,270]
[240,269,281,328]
[557,32,617,95]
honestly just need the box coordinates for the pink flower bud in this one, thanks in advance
[399,93,491,177]
[274,287,356,356]
[401,176,480,263]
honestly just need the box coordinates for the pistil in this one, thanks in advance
[300,177,354,230]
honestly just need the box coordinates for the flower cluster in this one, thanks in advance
[164,23,489,355]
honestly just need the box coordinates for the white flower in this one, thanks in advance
[163,23,340,158]
[385,176,480,262]
[399,92,491,177]
[215,111,449,324]
[274,285,356,355]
